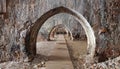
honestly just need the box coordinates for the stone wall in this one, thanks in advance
[0,0,119,63]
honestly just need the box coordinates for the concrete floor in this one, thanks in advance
[36,35,74,69]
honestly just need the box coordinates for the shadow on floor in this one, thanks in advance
[32,54,70,64]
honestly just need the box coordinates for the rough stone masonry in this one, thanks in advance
[0,0,119,66]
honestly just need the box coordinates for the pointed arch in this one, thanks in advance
[25,6,96,62]
[47,24,73,40]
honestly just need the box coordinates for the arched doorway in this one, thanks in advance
[25,6,96,63]
[48,24,73,41]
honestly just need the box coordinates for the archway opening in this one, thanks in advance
[25,6,96,64]
[48,24,73,41]
[34,21,74,68]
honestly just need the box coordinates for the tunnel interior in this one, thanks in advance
[25,6,96,63]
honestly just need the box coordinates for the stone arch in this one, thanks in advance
[48,24,73,40]
[25,6,96,62]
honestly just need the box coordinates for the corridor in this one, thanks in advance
[36,35,74,69]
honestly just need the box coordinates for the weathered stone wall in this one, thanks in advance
[0,0,119,63]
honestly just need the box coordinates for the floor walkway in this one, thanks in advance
[36,35,74,69]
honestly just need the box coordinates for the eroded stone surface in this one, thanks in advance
[0,0,120,68]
